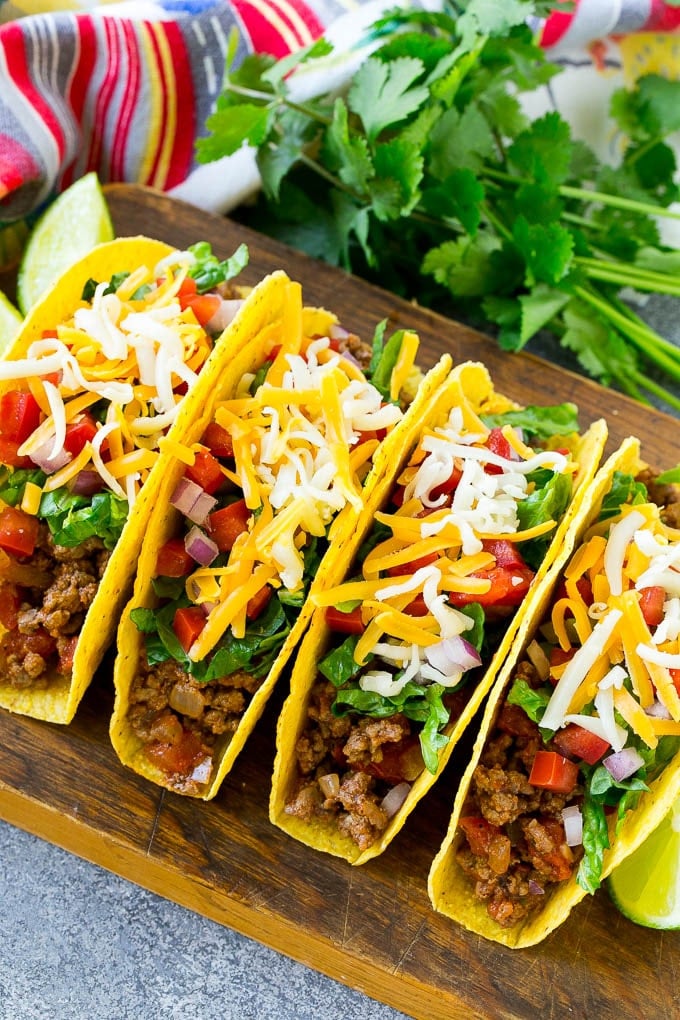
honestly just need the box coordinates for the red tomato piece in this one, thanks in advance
[207,499,250,552]
[146,729,209,780]
[202,421,234,460]
[670,668,680,697]
[386,550,439,577]
[246,584,273,621]
[63,411,98,456]
[549,645,576,685]
[172,606,206,654]
[484,427,516,473]
[155,537,195,578]
[430,464,463,501]
[404,594,429,617]
[183,293,221,327]
[363,736,423,783]
[0,582,21,629]
[553,723,610,766]
[482,539,527,570]
[447,564,534,608]
[0,506,40,558]
[528,750,579,794]
[0,435,32,468]
[185,450,224,495]
[638,586,666,629]
[325,605,365,634]
[177,276,198,301]
[0,391,41,443]
[459,816,502,857]
[57,635,79,675]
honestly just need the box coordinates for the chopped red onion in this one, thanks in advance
[380,781,411,819]
[603,747,645,782]
[562,804,583,847]
[30,440,71,474]
[70,470,103,495]
[329,323,350,341]
[184,525,219,566]
[186,490,217,525]
[170,476,204,517]
[645,700,673,720]
[425,636,482,676]
[206,298,244,334]
[189,757,213,784]
[201,600,218,616]
[526,639,550,682]
[528,880,545,896]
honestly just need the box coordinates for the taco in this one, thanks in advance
[109,275,451,798]
[0,235,253,724]
[269,362,608,864]
[428,436,680,947]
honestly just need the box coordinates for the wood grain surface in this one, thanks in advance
[1,184,679,1020]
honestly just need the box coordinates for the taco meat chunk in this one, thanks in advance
[126,654,263,794]
[0,524,110,689]
[456,668,580,928]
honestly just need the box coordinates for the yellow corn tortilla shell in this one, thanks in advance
[0,237,255,724]
[109,275,453,799]
[269,362,608,864]
[427,435,680,947]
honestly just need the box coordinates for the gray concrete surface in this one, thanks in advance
[1,820,408,1020]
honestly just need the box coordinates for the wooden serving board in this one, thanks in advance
[1,184,679,1020]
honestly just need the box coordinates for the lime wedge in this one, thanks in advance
[607,798,680,929]
[16,172,114,315]
[0,290,22,355]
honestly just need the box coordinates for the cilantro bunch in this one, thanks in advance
[196,0,680,413]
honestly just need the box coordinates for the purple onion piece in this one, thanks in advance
[70,469,103,495]
[171,476,204,516]
[603,747,645,782]
[184,525,219,566]
[186,490,217,525]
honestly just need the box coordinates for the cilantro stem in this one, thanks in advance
[574,285,680,384]
[630,369,680,412]
[575,257,680,297]
[483,167,680,223]
[225,83,333,126]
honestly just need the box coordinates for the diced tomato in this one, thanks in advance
[147,728,210,780]
[182,293,221,328]
[496,702,538,739]
[527,816,575,882]
[185,450,224,495]
[325,605,366,634]
[459,816,503,857]
[430,464,463,501]
[363,736,423,783]
[0,391,41,443]
[447,564,534,608]
[484,427,516,473]
[57,635,78,675]
[63,411,98,456]
[670,668,680,697]
[528,749,579,794]
[482,539,527,570]
[265,344,282,362]
[553,723,610,766]
[155,537,195,578]
[202,421,234,460]
[556,575,593,605]
[549,645,576,685]
[207,499,250,552]
[0,506,40,558]
[0,582,21,630]
[638,586,666,629]
[246,584,273,621]
[404,594,428,617]
[386,551,439,577]
[0,434,32,468]
[177,276,198,301]
[172,606,206,654]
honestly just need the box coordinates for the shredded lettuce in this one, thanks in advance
[599,470,648,520]
[480,402,579,439]
[39,487,129,550]
[187,241,249,292]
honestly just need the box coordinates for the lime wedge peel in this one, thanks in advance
[607,798,680,930]
[0,290,23,356]
[16,172,114,316]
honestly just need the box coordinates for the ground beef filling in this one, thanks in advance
[127,654,263,794]
[285,679,469,851]
[0,523,110,690]
[456,663,581,929]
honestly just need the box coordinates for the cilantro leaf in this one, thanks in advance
[348,56,429,143]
